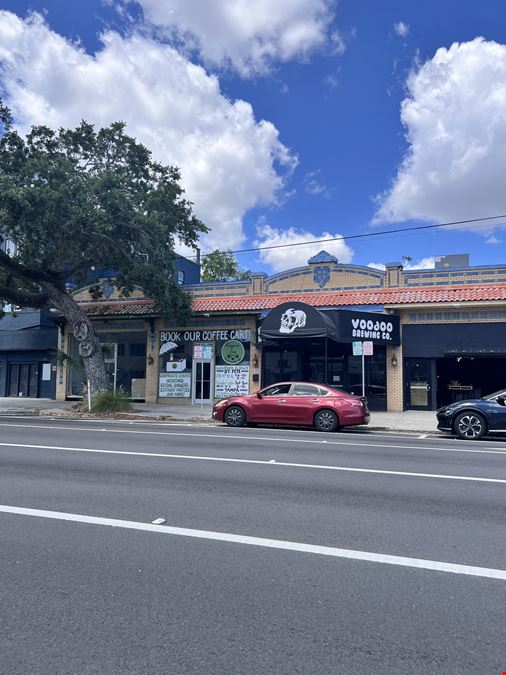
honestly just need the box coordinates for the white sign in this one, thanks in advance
[363,341,374,356]
[159,372,191,398]
[352,341,363,356]
[215,366,249,398]
[193,344,213,360]
[42,363,51,381]
[166,358,186,372]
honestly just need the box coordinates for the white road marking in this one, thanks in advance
[0,421,505,456]
[151,518,166,525]
[0,504,504,581]
[418,434,428,439]
[0,441,505,485]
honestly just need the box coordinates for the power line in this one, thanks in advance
[228,214,506,256]
[188,213,506,260]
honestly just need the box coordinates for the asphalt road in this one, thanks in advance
[0,417,505,674]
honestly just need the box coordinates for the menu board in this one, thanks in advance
[215,365,249,398]
[159,372,191,398]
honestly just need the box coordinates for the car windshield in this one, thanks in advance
[482,389,506,400]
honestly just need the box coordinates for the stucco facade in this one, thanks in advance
[58,251,506,413]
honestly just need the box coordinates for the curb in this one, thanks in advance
[0,411,441,434]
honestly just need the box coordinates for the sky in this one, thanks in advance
[0,0,505,275]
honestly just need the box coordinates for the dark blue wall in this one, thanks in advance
[173,255,200,285]
[0,309,58,398]
[71,255,201,289]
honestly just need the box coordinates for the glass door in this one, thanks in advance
[192,360,214,404]
[405,358,435,410]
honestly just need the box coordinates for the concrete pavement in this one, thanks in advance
[0,418,505,673]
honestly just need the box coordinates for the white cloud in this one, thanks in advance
[255,221,353,271]
[0,11,296,251]
[374,38,506,239]
[393,21,409,38]
[404,256,435,270]
[303,170,333,197]
[485,234,503,245]
[323,70,340,90]
[368,257,435,270]
[132,0,339,76]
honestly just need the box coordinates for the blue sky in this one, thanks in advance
[1,0,505,274]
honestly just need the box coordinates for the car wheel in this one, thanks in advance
[224,405,246,427]
[314,409,339,433]
[454,411,486,440]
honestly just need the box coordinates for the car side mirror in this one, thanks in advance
[497,396,505,406]
[256,392,262,399]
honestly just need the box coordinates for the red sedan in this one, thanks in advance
[212,381,370,432]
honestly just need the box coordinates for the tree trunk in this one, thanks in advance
[45,285,108,395]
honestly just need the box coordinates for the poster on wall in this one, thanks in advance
[221,340,245,365]
[159,372,191,398]
[193,344,214,360]
[215,366,250,398]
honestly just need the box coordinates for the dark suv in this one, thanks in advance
[437,389,506,440]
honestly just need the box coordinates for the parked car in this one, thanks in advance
[212,381,370,432]
[436,389,506,440]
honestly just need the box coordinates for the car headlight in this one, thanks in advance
[439,406,456,415]
[214,399,228,408]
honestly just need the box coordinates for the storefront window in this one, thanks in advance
[67,332,147,399]
[158,328,251,401]
[347,348,386,402]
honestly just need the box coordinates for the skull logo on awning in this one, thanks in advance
[279,308,307,334]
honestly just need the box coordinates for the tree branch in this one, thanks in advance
[0,286,49,308]
[0,249,58,286]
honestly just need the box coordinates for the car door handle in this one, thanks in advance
[278,399,287,403]
[312,399,320,402]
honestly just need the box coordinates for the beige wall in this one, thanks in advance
[386,343,403,412]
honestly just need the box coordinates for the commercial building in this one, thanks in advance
[0,243,201,399]
[55,250,506,412]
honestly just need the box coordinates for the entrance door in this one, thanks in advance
[8,362,38,397]
[405,358,435,410]
[192,360,213,404]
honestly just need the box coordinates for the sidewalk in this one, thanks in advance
[0,398,440,433]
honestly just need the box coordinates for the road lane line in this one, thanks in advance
[1,504,505,581]
[1,441,506,484]
[0,422,506,455]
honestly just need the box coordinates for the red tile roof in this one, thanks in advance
[192,284,506,312]
[77,299,159,317]
[75,284,506,318]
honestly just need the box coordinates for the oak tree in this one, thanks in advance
[0,103,206,393]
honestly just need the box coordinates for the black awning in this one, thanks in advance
[260,302,338,341]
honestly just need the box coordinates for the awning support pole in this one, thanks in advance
[362,351,365,398]
[324,337,328,385]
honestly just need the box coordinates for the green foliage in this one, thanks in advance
[49,349,85,373]
[91,388,132,413]
[201,249,250,283]
[0,102,207,320]
[49,344,115,374]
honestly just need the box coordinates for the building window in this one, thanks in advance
[177,270,185,285]
[2,238,17,256]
